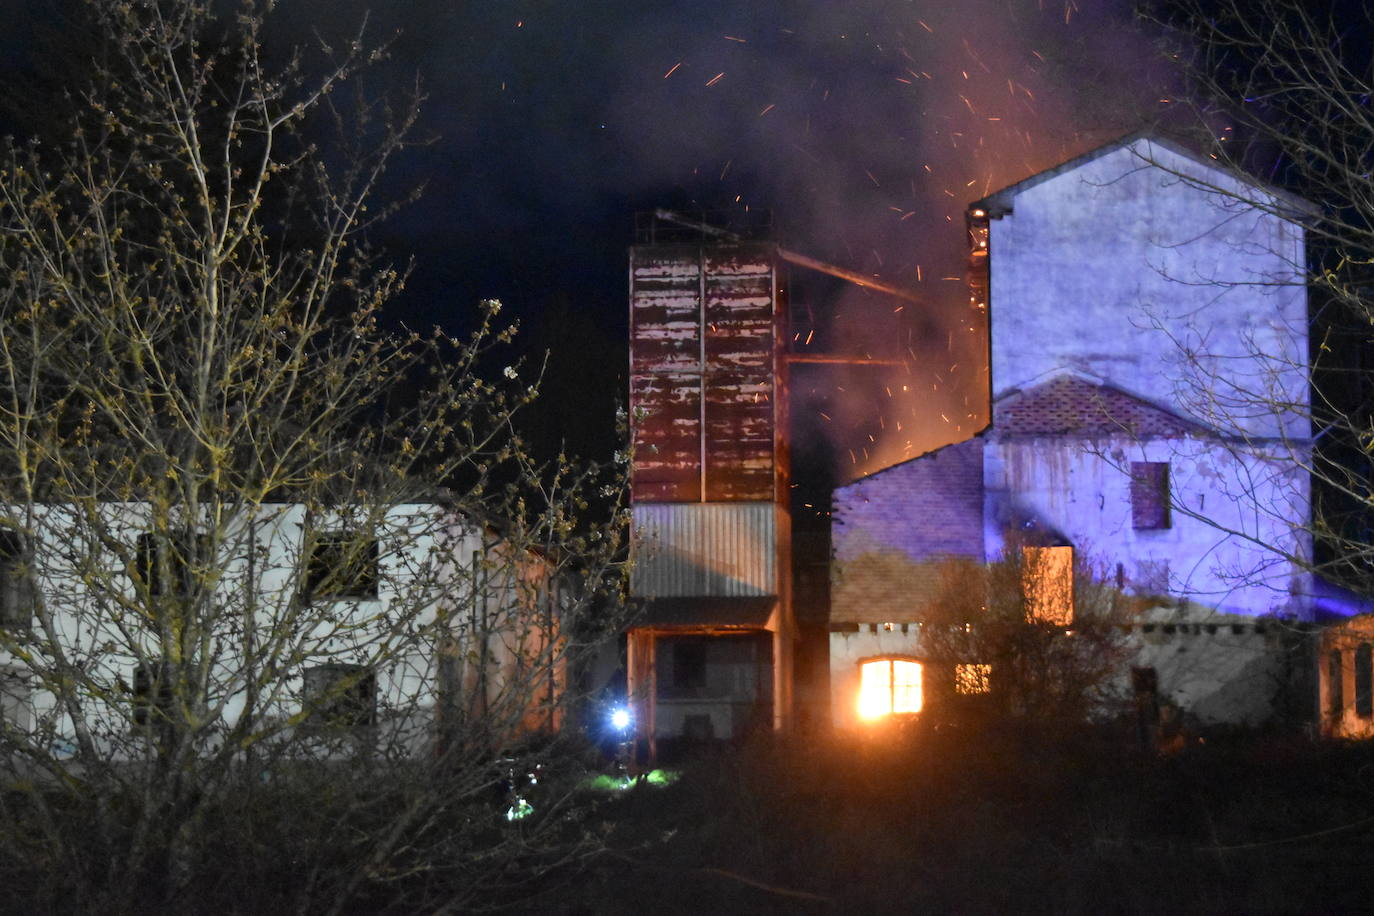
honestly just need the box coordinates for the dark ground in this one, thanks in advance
[531,725,1374,915]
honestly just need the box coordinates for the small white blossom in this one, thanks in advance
[503,366,518,380]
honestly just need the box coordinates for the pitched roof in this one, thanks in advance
[972,131,1316,220]
[833,436,985,561]
[993,374,1210,438]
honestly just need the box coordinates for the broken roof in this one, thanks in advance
[993,374,1212,438]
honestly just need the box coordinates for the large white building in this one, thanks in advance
[829,134,1316,730]
[0,501,567,763]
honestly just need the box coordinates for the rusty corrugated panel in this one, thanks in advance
[630,503,776,597]
[631,245,704,501]
[630,242,779,503]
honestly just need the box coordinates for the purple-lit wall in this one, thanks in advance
[831,437,984,625]
[983,135,1310,443]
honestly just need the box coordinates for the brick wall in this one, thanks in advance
[831,438,985,623]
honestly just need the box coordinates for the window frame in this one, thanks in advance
[1022,545,1074,626]
[1130,461,1171,530]
[302,662,377,729]
[857,657,923,720]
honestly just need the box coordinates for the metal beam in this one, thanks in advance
[774,248,928,307]
[785,354,906,366]
[651,209,929,307]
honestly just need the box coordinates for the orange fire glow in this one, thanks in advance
[1023,545,1074,626]
[858,659,923,720]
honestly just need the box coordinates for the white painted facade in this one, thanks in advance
[0,502,565,760]
[986,433,1309,620]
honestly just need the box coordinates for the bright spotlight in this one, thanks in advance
[611,708,631,731]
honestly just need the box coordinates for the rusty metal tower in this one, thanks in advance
[625,210,794,752]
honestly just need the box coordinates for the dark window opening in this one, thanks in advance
[1132,666,1160,749]
[1329,649,1345,718]
[0,669,30,731]
[136,531,206,597]
[304,534,379,601]
[1355,644,1372,719]
[0,530,33,629]
[133,660,173,726]
[682,713,715,741]
[1132,667,1159,718]
[303,663,377,728]
[672,640,707,690]
[1135,559,1170,597]
[1130,462,1170,530]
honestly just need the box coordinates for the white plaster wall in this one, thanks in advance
[1317,617,1374,739]
[1123,622,1289,726]
[988,139,1308,440]
[984,434,1308,725]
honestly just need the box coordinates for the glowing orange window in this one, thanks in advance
[858,659,923,720]
[1023,545,1074,626]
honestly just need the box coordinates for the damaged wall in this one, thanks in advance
[827,135,1314,729]
[1318,615,1374,739]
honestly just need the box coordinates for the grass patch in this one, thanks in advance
[555,726,1374,914]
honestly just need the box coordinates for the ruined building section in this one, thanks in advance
[828,438,986,728]
[627,216,792,751]
[830,133,1317,730]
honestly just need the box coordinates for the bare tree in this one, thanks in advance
[916,547,1137,731]
[1140,0,1374,597]
[0,2,626,912]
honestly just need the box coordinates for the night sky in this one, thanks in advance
[0,0,1176,494]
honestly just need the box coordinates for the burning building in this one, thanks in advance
[625,212,794,753]
[829,133,1317,730]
